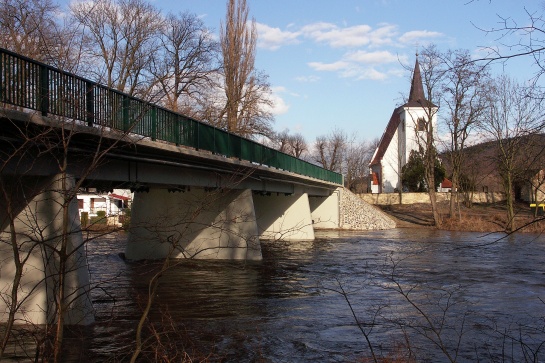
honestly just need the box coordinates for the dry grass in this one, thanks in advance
[382,201,545,234]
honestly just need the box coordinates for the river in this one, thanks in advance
[76,228,545,362]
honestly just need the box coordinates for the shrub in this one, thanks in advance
[80,212,89,228]
[91,210,107,225]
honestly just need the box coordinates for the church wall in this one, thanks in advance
[378,108,438,194]
[403,107,427,158]
[381,128,401,193]
[398,113,407,171]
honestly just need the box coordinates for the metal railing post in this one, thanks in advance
[151,106,157,141]
[122,95,130,131]
[39,64,49,116]
[0,53,3,102]
[86,81,94,126]
[175,116,180,146]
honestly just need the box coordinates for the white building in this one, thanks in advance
[369,57,438,193]
[77,189,131,217]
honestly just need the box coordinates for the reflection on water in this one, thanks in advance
[79,229,545,362]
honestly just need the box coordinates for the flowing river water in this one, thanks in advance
[71,228,545,362]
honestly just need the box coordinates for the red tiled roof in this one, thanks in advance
[441,178,453,188]
[109,193,130,201]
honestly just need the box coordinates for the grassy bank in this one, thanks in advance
[380,201,545,233]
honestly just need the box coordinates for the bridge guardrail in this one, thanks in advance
[0,48,342,185]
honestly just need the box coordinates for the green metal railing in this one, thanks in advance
[0,47,343,185]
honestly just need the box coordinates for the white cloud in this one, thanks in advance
[252,19,441,82]
[256,22,300,50]
[254,20,439,54]
[340,66,388,81]
[308,61,350,72]
[263,86,290,115]
[295,75,320,83]
[307,49,409,81]
[398,30,443,45]
[300,22,338,35]
[300,23,398,48]
[308,59,390,81]
[309,24,373,47]
[345,50,400,64]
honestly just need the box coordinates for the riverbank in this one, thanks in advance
[379,201,545,233]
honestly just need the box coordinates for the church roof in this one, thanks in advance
[403,57,437,108]
[369,107,402,166]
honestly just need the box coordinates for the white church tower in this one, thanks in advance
[369,56,438,193]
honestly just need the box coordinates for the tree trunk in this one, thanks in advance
[429,188,442,226]
[505,176,515,232]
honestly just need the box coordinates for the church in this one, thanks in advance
[369,57,438,193]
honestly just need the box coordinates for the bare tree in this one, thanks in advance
[0,0,88,74]
[219,0,274,138]
[70,0,162,97]
[411,45,444,226]
[288,133,308,158]
[149,11,220,113]
[440,49,490,219]
[314,128,348,173]
[275,129,292,153]
[345,139,376,193]
[474,2,545,84]
[273,129,308,158]
[0,0,59,60]
[479,75,545,231]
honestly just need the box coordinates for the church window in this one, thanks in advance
[417,118,426,131]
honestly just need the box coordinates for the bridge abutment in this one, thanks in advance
[253,192,315,241]
[126,187,262,260]
[0,174,94,325]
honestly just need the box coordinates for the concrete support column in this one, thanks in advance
[309,188,341,229]
[126,188,261,260]
[253,192,315,241]
[0,174,94,325]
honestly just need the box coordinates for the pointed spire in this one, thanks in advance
[408,55,425,103]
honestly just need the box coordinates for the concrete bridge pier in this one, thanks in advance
[0,174,94,325]
[309,188,341,229]
[253,192,315,241]
[126,187,262,260]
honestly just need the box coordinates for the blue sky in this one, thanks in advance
[105,1,545,142]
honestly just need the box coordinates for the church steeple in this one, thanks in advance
[404,55,436,108]
[408,55,425,103]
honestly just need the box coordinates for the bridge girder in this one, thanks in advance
[0,110,337,197]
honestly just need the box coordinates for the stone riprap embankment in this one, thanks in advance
[339,188,396,230]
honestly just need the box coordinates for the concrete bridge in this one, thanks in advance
[0,48,390,326]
